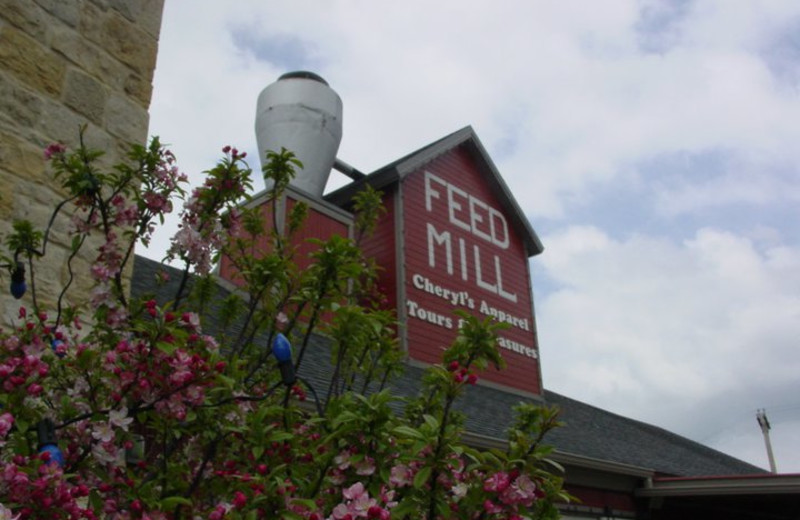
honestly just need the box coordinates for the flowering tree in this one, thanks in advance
[0,131,569,519]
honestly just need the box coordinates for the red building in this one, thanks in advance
[136,72,800,519]
[328,127,544,396]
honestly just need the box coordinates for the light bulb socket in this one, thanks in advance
[37,418,58,448]
[279,361,296,386]
[37,418,64,468]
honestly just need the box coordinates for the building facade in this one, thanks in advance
[0,0,164,323]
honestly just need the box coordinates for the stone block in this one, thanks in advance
[62,68,107,125]
[105,93,148,144]
[0,175,17,219]
[0,71,45,130]
[15,180,61,221]
[0,25,65,96]
[0,130,48,185]
[49,24,153,109]
[37,97,104,150]
[124,70,153,106]
[79,3,158,79]
[35,97,87,144]
[0,0,49,40]
[33,0,80,28]
[103,0,164,40]
[50,23,112,78]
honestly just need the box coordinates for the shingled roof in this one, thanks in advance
[131,255,764,479]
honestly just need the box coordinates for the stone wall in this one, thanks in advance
[0,0,165,323]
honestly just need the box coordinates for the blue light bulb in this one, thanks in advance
[10,263,26,299]
[51,339,65,358]
[272,333,293,363]
[10,280,26,299]
[272,333,296,385]
[39,443,65,468]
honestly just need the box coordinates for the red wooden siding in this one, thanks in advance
[358,186,398,312]
[218,202,277,287]
[218,194,352,289]
[400,147,542,395]
[564,484,638,514]
[288,198,352,272]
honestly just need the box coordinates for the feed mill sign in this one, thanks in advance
[339,128,544,396]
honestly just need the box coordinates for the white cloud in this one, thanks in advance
[536,225,800,470]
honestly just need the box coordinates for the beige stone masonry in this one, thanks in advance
[0,25,66,96]
[33,0,80,28]
[78,1,158,79]
[0,0,164,325]
[63,68,108,125]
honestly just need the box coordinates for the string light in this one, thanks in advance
[272,333,296,385]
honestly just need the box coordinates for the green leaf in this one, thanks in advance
[268,431,294,442]
[290,498,318,510]
[155,340,176,354]
[413,466,431,489]
[160,496,192,508]
[390,498,419,518]
[331,411,361,427]
[392,425,426,441]
[88,489,103,510]
[422,414,440,430]
[252,445,264,460]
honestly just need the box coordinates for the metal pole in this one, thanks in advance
[756,409,778,473]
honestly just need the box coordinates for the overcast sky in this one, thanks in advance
[146,0,800,473]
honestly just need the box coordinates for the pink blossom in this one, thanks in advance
[91,423,114,443]
[90,284,113,308]
[181,312,201,331]
[43,143,66,160]
[90,263,113,282]
[484,471,511,493]
[367,505,389,520]
[338,482,376,518]
[483,499,502,514]
[499,474,539,507]
[389,464,411,487]
[379,487,397,509]
[334,451,351,470]
[109,408,133,431]
[114,201,140,227]
[143,191,171,213]
[450,482,468,499]
[329,468,346,485]
[232,491,247,509]
[0,502,20,520]
[208,504,231,520]
[353,457,375,476]
[331,503,351,520]
[0,412,14,438]
[342,482,366,501]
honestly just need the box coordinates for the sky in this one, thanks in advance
[146,0,800,473]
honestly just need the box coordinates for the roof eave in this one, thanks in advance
[636,474,800,497]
